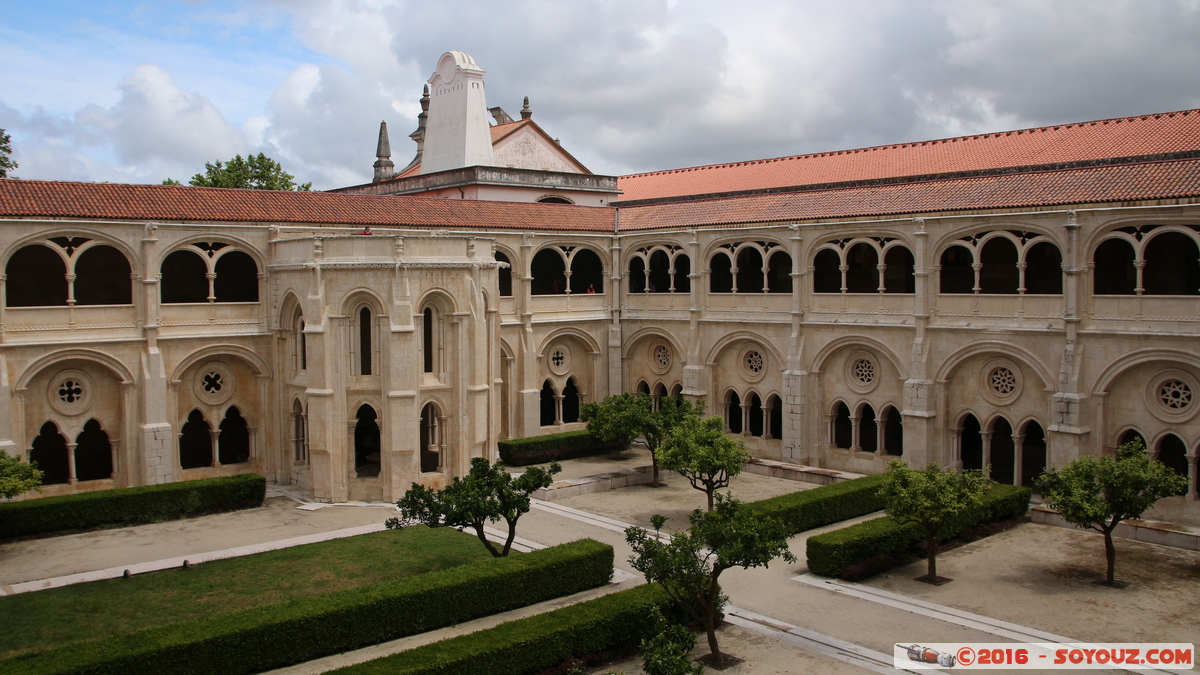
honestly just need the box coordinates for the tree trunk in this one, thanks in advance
[473,523,502,558]
[651,450,660,487]
[703,573,724,664]
[1103,524,1117,584]
[706,487,714,512]
[925,524,939,580]
[501,516,517,557]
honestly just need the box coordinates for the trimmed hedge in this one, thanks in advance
[748,473,888,535]
[0,537,614,675]
[0,473,266,540]
[806,484,1032,579]
[498,430,620,466]
[330,584,676,675]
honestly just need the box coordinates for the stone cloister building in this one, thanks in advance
[1,52,1198,525]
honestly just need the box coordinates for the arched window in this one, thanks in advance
[1118,429,1145,448]
[748,393,764,437]
[1093,239,1136,295]
[290,309,307,373]
[358,307,374,376]
[6,245,68,307]
[1021,421,1046,489]
[1156,434,1189,494]
[495,251,513,297]
[74,245,133,305]
[569,248,604,294]
[813,249,841,293]
[629,257,647,293]
[540,380,557,426]
[881,406,903,456]
[648,250,671,293]
[726,391,743,434]
[531,249,566,295]
[960,414,982,471]
[653,383,668,411]
[292,399,308,462]
[74,419,113,481]
[674,253,691,293]
[767,394,783,440]
[710,253,733,293]
[670,383,684,399]
[845,243,878,293]
[979,238,1019,294]
[1143,232,1200,295]
[420,402,441,472]
[832,402,852,449]
[767,251,792,293]
[939,245,974,294]
[990,417,1015,485]
[735,247,764,293]
[423,307,435,374]
[637,380,651,397]
[218,407,250,465]
[179,409,212,469]
[858,404,877,452]
[354,405,381,478]
[213,251,259,302]
[883,247,915,294]
[30,421,69,485]
[562,377,581,423]
[161,250,209,303]
[1024,242,1062,294]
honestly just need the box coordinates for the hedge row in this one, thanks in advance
[0,473,266,540]
[0,537,615,675]
[330,584,676,675]
[748,473,888,535]
[498,430,620,466]
[806,484,1032,579]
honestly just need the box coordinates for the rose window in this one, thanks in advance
[853,359,875,385]
[654,345,671,369]
[202,372,223,393]
[745,350,764,375]
[1159,379,1192,410]
[988,367,1017,396]
[58,380,83,403]
[551,350,566,368]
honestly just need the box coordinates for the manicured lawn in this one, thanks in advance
[0,526,494,659]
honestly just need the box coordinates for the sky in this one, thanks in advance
[1,0,1198,191]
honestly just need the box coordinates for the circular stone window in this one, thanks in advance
[845,351,879,394]
[979,358,1022,406]
[547,343,572,376]
[650,343,672,375]
[1145,369,1200,423]
[740,347,767,382]
[194,362,235,406]
[48,370,95,416]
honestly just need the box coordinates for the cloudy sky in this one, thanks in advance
[2,0,1198,190]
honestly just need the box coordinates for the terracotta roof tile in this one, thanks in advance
[616,158,1200,230]
[617,110,1200,201]
[0,181,615,232]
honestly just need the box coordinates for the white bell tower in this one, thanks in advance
[421,51,495,174]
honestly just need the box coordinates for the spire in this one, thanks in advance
[400,85,430,174]
[372,121,395,183]
[520,96,533,120]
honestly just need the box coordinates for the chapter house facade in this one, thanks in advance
[1,52,1198,525]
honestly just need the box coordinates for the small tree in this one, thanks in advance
[641,395,704,488]
[386,457,560,557]
[626,494,796,667]
[641,606,703,675]
[878,460,990,584]
[0,128,17,178]
[0,451,42,498]
[581,392,646,459]
[188,153,312,191]
[659,415,749,510]
[1037,439,1188,586]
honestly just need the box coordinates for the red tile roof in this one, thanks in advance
[0,180,615,232]
[616,158,1200,230]
[617,110,1200,202]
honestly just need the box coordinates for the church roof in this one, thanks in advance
[616,109,1200,203]
[392,118,592,178]
[0,180,615,232]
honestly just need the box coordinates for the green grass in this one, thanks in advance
[0,526,494,659]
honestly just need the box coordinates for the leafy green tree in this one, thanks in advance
[878,459,991,583]
[0,451,42,498]
[641,396,704,488]
[582,392,703,486]
[0,128,17,178]
[187,153,312,191]
[626,495,795,667]
[161,177,182,186]
[659,415,749,510]
[641,606,703,675]
[1037,439,1188,585]
[386,457,560,557]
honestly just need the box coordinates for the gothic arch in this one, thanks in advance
[620,327,686,360]
[808,335,907,380]
[537,326,603,357]
[169,344,270,383]
[1092,348,1200,395]
[703,331,784,368]
[934,342,1055,392]
[17,349,135,390]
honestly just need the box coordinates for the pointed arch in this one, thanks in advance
[858,403,878,452]
[30,421,70,485]
[989,417,1015,485]
[179,409,213,470]
[218,406,250,465]
[881,405,903,456]
[354,404,381,478]
[540,380,557,426]
[1020,420,1047,488]
[562,377,581,423]
[832,401,852,449]
[960,413,983,471]
[74,419,113,481]
[726,390,743,434]
[420,401,442,472]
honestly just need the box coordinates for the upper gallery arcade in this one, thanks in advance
[1,51,1199,526]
